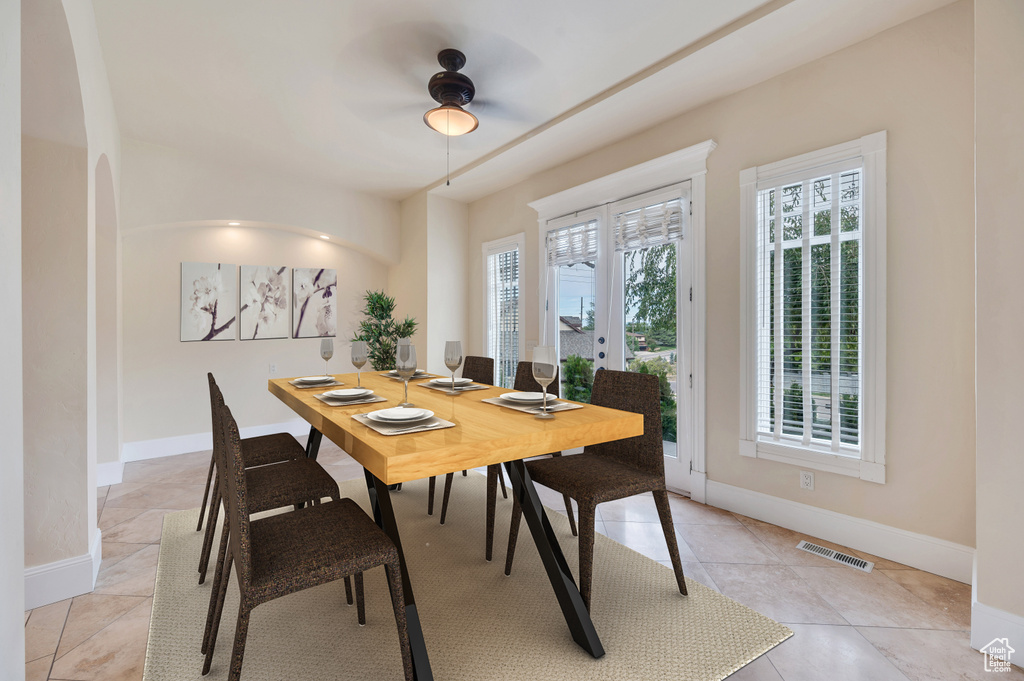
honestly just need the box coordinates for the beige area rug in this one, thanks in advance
[144,475,792,681]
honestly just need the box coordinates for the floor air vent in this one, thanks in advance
[796,540,874,572]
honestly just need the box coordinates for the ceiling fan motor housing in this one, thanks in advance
[428,48,475,107]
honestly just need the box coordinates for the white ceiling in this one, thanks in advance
[91,0,952,203]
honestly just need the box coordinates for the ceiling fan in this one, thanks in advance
[423,48,478,136]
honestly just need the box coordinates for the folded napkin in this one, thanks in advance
[313,394,388,407]
[289,378,343,389]
[417,382,491,393]
[351,413,456,436]
[480,396,585,415]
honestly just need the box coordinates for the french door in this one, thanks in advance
[541,183,693,493]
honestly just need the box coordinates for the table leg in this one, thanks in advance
[305,426,323,459]
[363,469,433,681]
[503,459,605,658]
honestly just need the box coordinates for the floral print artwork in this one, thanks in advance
[239,265,290,340]
[181,262,237,341]
[293,267,337,338]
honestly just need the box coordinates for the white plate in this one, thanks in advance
[429,377,473,386]
[366,407,434,423]
[387,369,427,376]
[500,392,551,405]
[322,388,372,400]
[296,376,335,384]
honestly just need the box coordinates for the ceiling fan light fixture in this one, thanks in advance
[424,103,478,136]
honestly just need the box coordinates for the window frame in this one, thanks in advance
[482,232,526,388]
[739,131,887,483]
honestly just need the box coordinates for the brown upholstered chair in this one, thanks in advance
[426,355,495,519]
[503,369,688,610]
[201,383,364,635]
[196,375,306,533]
[198,376,344,588]
[202,403,413,681]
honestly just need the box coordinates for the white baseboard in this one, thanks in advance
[121,419,310,462]
[97,460,124,486]
[972,600,1024,658]
[705,480,975,584]
[25,529,102,610]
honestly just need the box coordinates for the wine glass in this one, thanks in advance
[395,339,417,407]
[351,341,368,387]
[444,341,463,395]
[320,338,334,377]
[532,346,558,420]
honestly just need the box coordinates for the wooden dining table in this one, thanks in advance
[269,371,644,681]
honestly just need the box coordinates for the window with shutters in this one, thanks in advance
[739,132,887,483]
[483,233,525,388]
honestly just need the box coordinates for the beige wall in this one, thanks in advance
[426,195,469,374]
[121,138,400,265]
[466,1,976,547]
[1,0,25,669]
[95,154,119,465]
[22,135,90,567]
[388,191,429,362]
[388,192,470,374]
[974,0,1024,622]
[121,225,388,444]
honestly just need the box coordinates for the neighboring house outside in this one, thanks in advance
[626,331,648,351]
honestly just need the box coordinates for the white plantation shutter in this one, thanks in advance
[755,165,862,452]
[546,219,599,266]
[613,197,684,252]
[486,244,520,388]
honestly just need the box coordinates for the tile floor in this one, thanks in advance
[24,442,1022,681]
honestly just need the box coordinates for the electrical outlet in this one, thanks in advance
[269,363,277,376]
[800,470,814,491]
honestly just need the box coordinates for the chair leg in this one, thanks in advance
[439,472,455,524]
[462,469,467,476]
[498,466,508,499]
[344,575,353,605]
[563,494,578,536]
[486,465,498,561]
[355,571,366,625]
[197,455,216,531]
[202,515,231,653]
[198,486,221,581]
[577,502,597,611]
[383,561,414,681]
[652,490,688,596]
[504,494,522,576]
[226,603,252,681]
[202,549,233,673]
[427,476,436,515]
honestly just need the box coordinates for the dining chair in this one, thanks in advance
[199,375,340,586]
[502,369,688,610]
[201,383,366,648]
[426,355,495,519]
[196,374,306,534]
[202,403,414,681]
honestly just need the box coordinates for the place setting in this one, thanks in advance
[482,346,583,417]
[351,405,455,436]
[287,338,344,388]
[418,341,491,394]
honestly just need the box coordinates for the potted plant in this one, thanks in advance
[352,290,417,370]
